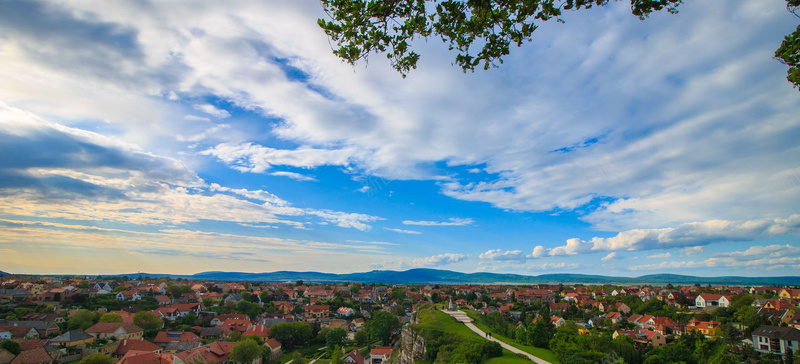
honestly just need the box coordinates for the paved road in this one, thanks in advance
[443,310,551,364]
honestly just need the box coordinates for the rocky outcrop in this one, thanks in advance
[392,324,426,364]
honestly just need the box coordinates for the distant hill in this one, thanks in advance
[115,268,800,286]
[11,268,798,286]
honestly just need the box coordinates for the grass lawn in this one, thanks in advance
[416,310,537,364]
[414,309,480,336]
[487,351,540,364]
[464,310,560,364]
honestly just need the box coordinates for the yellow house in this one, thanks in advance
[50,330,94,347]
[779,289,800,299]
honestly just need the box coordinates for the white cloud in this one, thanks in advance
[373,253,468,270]
[682,246,704,256]
[270,171,317,182]
[629,244,800,271]
[402,218,474,226]
[532,215,800,257]
[193,103,231,119]
[601,252,618,261]
[384,227,421,235]
[0,105,380,231]
[531,245,547,258]
[479,249,525,261]
[201,143,357,173]
[0,0,795,237]
[629,244,800,270]
[647,252,672,259]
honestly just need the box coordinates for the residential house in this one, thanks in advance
[85,323,143,340]
[265,339,282,361]
[0,326,39,340]
[242,324,270,340]
[117,351,174,364]
[605,312,623,325]
[216,319,252,333]
[779,289,800,300]
[273,302,294,314]
[305,289,335,301]
[549,302,569,314]
[0,349,15,364]
[210,314,249,326]
[153,332,201,347]
[223,294,244,306]
[164,341,201,354]
[49,330,94,347]
[112,339,163,358]
[20,313,64,326]
[9,347,53,364]
[695,294,730,308]
[174,342,260,364]
[613,329,665,349]
[199,327,229,340]
[343,349,364,364]
[369,346,393,364]
[686,319,721,337]
[752,325,800,356]
[337,307,355,317]
[304,305,331,321]
[0,321,59,338]
[550,317,566,328]
[116,291,141,301]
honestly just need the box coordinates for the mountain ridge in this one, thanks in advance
[7,268,795,286]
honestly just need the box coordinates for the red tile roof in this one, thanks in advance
[118,351,173,364]
[153,332,200,344]
[12,348,52,364]
[115,340,162,356]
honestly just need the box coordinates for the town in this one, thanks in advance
[0,275,799,364]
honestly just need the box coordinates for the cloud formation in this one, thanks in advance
[479,249,525,261]
[372,253,468,270]
[532,215,800,257]
[629,244,800,271]
[403,218,474,226]
[384,228,422,235]
[0,104,381,231]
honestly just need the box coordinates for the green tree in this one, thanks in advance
[365,311,400,344]
[229,339,261,363]
[99,313,123,323]
[318,0,681,76]
[235,300,262,320]
[229,331,243,342]
[775,1,800,90]
[326,328,348,348]
[318,0,800,91]
[79,353,114,364]
[290,351,304,364]
[0,340,21,355]
[133,311,163,331]
[353,328,370,345]
[330,345,344,364]
[269,321,314,350]
[68,309,98,331]
[527,318,554,348]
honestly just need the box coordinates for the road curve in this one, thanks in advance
[442,309,551,364]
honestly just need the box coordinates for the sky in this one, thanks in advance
[0,0,799,277]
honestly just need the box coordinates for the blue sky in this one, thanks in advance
[0,0,799,276]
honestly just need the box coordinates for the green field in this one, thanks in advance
[464,310,560,364]
[414,309,547,363]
